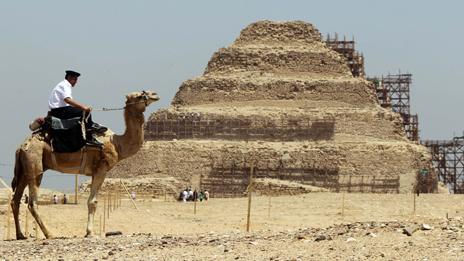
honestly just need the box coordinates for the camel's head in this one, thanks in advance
[125,90,160,112]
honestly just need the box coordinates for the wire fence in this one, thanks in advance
[1,192,462,241]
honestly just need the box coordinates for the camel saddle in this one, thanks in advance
[31,116,86,153]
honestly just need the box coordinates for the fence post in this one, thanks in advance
[5,193,12,240]
[103,195,107,234]
[118,188,121,208]
[246,162,254,232]
[194,195,197,215]
[268,193,271,218]
[120,180,138,209]
[25,207,29,236]
[75,174,79,204]
[113,193,116,211]
[115,191,118,209]
[108,193,111,218]
[341,192,345,219]
[104,193,107,218]
[99,214,103,237]
[34,221,38,240]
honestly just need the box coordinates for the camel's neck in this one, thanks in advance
[114,109,145,161]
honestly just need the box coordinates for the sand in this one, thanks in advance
[1,192,463,260]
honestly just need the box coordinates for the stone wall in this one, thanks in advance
[109,140,431,194]
[172,76,377,107]
[205,47,349,76]
[145,107,405,141]
[233,20,322,45]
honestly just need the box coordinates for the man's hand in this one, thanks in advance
[84,106,92,113]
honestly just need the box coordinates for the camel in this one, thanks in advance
[10,91,159,239]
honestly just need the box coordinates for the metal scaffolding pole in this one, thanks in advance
[422,137,464,193]
[368,73,419,142]
[326,33,365,78]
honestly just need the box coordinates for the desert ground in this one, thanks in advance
[1,192,464,260]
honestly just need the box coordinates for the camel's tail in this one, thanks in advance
[11,149,22,192]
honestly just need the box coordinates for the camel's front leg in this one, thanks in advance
[28,174,53,239]
[86,168,106,237]
[11,179,27,240]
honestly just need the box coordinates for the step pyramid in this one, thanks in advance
[109,21,432,196]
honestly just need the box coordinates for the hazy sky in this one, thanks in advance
[1,0,463,190]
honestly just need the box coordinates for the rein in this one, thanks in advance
[93,100,147,112]
[93,92,150,112]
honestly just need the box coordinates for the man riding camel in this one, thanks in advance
[48,70,107,146]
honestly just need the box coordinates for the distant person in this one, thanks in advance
[130,191,136,200]
[187,188,194,201]
[62,194,68,204]
[198,190,205,202]
[24,194,29,204]
[193,189,198,201]
[182,189,188,203]
[53,194,58,204]
[204,190,209,201]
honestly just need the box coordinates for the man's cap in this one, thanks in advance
[65,70,81,77]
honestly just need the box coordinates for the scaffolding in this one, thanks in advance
[421,137,464,193]
[326,33,365,78]
[326,33,419,141]
[145,118,336,142]
[368,74,419,141]
[200,157,400,197]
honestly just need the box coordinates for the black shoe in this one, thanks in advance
[86,135,103,147]
[88,123,108,134]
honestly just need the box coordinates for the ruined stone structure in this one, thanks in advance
[109,21,433,196]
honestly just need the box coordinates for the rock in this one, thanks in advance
[105,231,123,237]
[403,226,420,236]
[366,232,377,238]
[249,241,258,246]
[346,237,356,242]
[421,224,433,230]
[314,235,327,242]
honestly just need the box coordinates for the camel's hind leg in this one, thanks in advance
[86,167,107,237]
[28,174,53,239]
[11,177,27,240]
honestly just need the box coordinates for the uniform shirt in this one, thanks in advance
[48,79,72,109]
